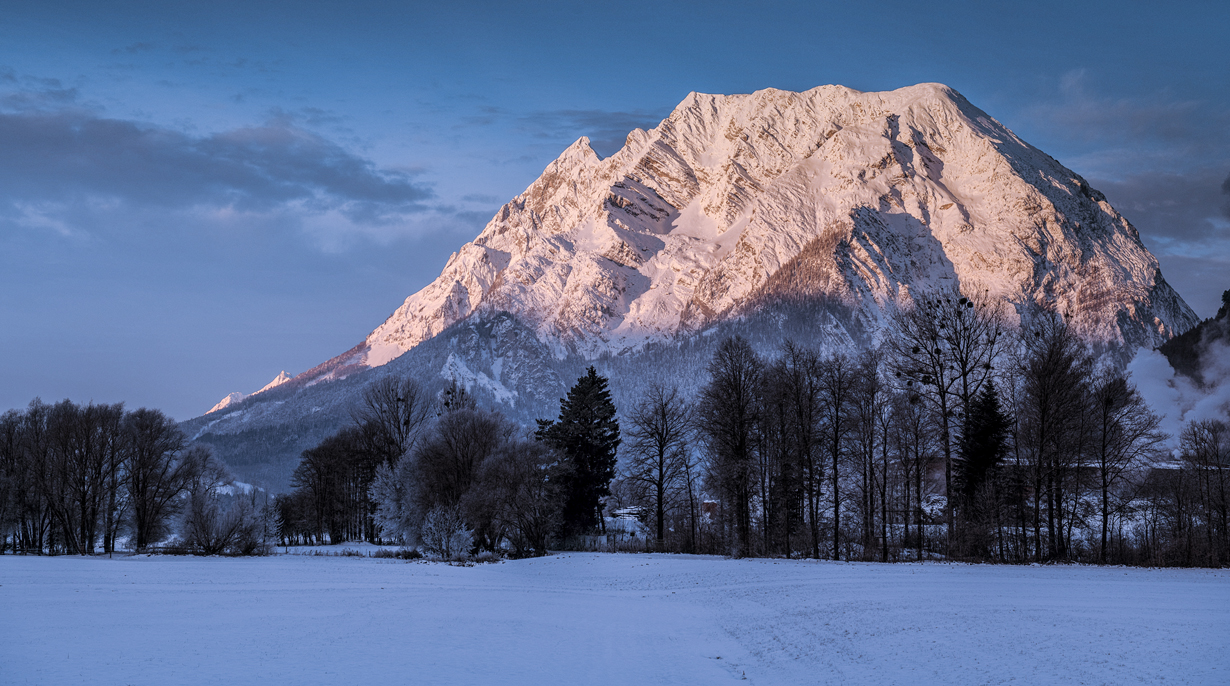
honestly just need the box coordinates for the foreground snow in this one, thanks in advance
[2,553,1226,685]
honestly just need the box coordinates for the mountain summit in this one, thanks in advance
[206,370,293,414]
[185,83,1198,488]
[359,82,1192,369]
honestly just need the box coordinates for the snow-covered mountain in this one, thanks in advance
[184,83,1198,490]
[358,82,1192,369]
[207,392,248,415]
[206,370,293,414]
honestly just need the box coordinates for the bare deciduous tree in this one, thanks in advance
[1181,420,1229,566]
[776,341,824,559]
[1015,310,1093,561]
[817,352,856,560]
[352,375,432,465]
[1091,374,1167,562]
[624,384,693,545]
[476,438,563,557]
[698,336,763,557]
[125,408,191,551]
[889,290,1004,550]
[180,446,263,555]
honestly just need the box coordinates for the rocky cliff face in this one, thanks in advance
[362,82,1195,366]
[184,83,1199,490]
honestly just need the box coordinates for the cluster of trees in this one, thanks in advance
[614,294,1228,567]
[0,400,269,555]
[281,368,621,558]
[18,290,1215,570]
[275,375,431,546]
[276,291,1225,568]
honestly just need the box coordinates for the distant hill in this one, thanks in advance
[1160,289,1230,387]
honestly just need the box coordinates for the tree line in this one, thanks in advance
[0,400,270,555]
[8,290,1223,568]
[617,293,1228,567]
[279,291,1226,567]
[278,368,620,559]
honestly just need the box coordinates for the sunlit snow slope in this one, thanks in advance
[185,83,1199,489]
[356,82,1194,369]
[206,370,293,414]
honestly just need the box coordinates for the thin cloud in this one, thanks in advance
[0,71,86,113]
[0,85,80,112]
[453,209,496,229]
[266,105,348,130]
[111,42,157,55]
[516,108,668,157]
[453,102,667,158]
[1093,167,1230,244]
[1024,69,1230,178]
[1223,172,1230,219]
[0,109,434,225]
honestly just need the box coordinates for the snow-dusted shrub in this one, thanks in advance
[474,550,500,563]
[420,506,473,561]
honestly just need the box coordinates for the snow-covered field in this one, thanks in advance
[2,553,1226,685]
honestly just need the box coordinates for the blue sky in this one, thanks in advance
[2,0,1227,420]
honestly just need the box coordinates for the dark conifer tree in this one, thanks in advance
[536,366,621,537]
[957,381,1009,509]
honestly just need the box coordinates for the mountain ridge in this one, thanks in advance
[206,370,293,415]
[354,82,1195,369]
[183,82,1199,490]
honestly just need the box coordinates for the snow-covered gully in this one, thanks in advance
[3,552,1226,685]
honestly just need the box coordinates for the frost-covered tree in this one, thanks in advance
[370,458,417,545]
[179,446,265,555]
[419,505,473,561]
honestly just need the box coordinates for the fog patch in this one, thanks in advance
[1128,343,1230,452]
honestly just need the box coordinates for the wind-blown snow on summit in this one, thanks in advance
[358,83,1194,368]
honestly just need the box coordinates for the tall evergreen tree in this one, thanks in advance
[957,381,1009,508]
[536,366,620,537]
